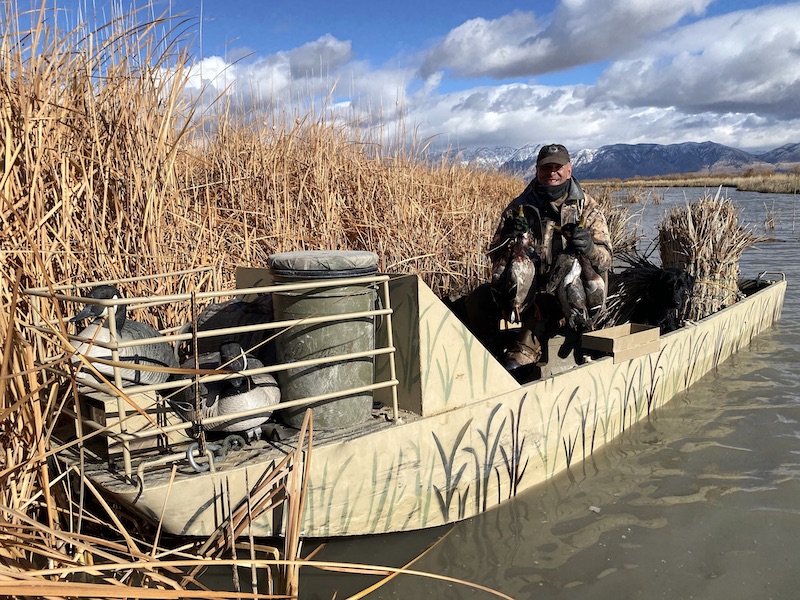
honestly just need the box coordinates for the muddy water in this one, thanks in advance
[302,188,800,599]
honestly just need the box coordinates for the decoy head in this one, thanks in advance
[70,285,127,329]
[219,342,248,390]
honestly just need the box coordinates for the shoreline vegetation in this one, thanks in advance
[585,169,800,194]
[0,4,791,599]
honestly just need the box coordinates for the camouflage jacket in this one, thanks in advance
[491,177,613,282]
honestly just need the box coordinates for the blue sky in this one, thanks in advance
[41,1,800,152]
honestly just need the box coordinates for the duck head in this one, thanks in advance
[70,284,127,330]
[219,341,248,391]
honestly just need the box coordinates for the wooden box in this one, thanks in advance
[582,324,660,363]
[79,387,191,463]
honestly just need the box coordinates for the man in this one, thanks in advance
[489,143,613,370]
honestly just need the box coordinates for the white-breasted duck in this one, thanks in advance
[169,341,280,442]
[546,252,590,330]
[69,285,178,386]
[546,221,606,330]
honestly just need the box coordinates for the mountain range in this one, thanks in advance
[441,141,800,181]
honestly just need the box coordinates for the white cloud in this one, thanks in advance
[543,0,712,64]
[186,34,415,121]
[285,34,353,79]
[183,2,800,152]
[418,0,713,80]
[417,11,545,79]
[591,5,800,119]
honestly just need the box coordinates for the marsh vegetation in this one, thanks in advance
[588,168,800,194]
[0,3,765,598]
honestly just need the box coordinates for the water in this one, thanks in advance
[303,188,800,599]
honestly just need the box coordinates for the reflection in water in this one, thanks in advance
[369,334,800,599]
[304,189,800,599]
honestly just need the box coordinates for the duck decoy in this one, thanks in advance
[169,341,280,442]
[489,206,541,324]
[176,294,276,365]
[69,285,178,386]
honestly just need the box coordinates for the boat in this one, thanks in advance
[24,261,786,538]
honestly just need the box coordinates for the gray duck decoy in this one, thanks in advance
[169,341,280,442]
[70,284,178,386]
[176,294,276,365]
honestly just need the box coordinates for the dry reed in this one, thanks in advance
[657,190,761,320]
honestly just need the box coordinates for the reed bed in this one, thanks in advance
[589,168,800,194]
[0,3,642,597]
[174,113,524,300]
[657,191,761,320]
[586,186,643,255]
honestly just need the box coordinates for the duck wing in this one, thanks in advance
[119,321,179,384]
[577,255,606,314]
[72,320,177,386]
[169,352,225,421]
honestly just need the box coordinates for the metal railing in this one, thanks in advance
[24,268,399,481]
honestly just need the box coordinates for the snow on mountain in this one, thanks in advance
[431,141,797,180]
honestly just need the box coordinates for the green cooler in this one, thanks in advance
[269,250,379,429]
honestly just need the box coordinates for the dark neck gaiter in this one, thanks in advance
[533,179,569,203]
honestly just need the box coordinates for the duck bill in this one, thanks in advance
[69,304,96,323]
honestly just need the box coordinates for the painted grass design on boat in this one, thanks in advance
[290,278,785,536]
[432,419,473,523]
[499,394,530,499]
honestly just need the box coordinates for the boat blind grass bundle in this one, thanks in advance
[657,192,761,321]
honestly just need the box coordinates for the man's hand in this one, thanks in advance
[569,227,594,254]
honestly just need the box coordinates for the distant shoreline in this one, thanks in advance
[584,171,800,194]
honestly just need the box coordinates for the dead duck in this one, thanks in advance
[69,285,178,386]
[169,341,280,442]
[489,206,541,324]
[579,253,606,316]
[546,253,591,330]
[546,221,606,330]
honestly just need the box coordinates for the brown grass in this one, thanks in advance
[175,113,524,299]
[658,191,761,320]
[588,168,800,194]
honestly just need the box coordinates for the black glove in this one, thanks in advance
[568,227,594,254]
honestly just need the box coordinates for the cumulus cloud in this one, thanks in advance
[417,11,545,80]
[409,1,800,149]
[185,34,415,124]
[590,5,800,119]
[418,0,712,80]
[286,34,353,79]
[184,1,800,151]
